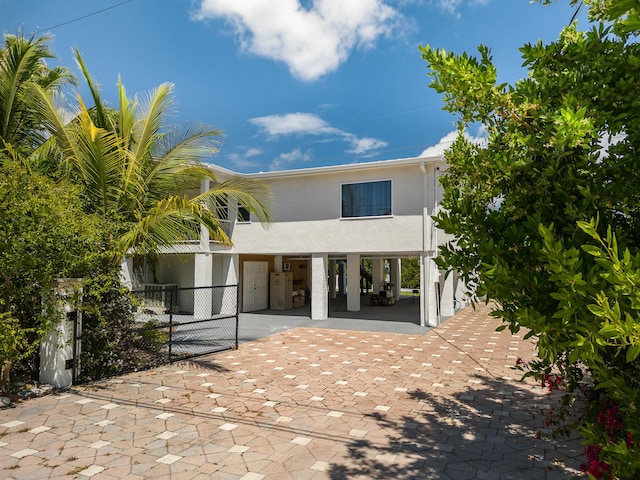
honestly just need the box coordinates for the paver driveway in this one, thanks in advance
[0,304,584,479]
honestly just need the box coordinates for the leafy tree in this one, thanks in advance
[33,50,271,265]
[0,158,103,390]
[421,0,640,476]
[401,258,420,289]
[0,33,271,391]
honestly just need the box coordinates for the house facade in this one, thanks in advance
[122,154,463,327]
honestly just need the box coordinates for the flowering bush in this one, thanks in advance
[421,1,640,475]
[518,222,640,478]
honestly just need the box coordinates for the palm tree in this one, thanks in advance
[33,49,270,264]
[0,32,74,155]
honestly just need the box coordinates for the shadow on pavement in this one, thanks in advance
[328,375,584,480]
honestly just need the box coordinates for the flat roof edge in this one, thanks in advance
[238,155,444,179]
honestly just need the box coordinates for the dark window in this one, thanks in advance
[341,180,392,218]
[237,206,250,222]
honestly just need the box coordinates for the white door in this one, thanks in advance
[243,261,269,312]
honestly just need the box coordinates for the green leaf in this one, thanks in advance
[626,344,640,362]
[581,245,603,257]
[598,324,620,339]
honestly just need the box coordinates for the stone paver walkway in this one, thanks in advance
[0,304,584,479]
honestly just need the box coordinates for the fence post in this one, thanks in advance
[168,288,173,360]
[235,284,239,350]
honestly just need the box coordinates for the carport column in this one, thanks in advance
[389,258,401,301]
[371,258,384,293]
[311,254,329,320]
[120,256,134,290]
[193,178,213,320]
[420,254,440,327]
[328,259,337,299]
[347,254,361,312]
[338,262,346,296]
[222,254,239,316]
[439,270,455,317]
[194,253,213,319]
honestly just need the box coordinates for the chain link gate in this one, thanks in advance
[75,284,239,383]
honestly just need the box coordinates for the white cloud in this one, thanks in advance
[420,131,458,157]
[193,0,402,81]
[227,147,264,170]
[420,129,486,157]
[250,112,387,156]
[432,0,490,17]
[250,113,339,136]
[435,0,462,16]
[244,147,263,157]
[345,135,388,155]
[269,148,313,170]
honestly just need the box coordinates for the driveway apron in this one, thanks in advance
[0,303,584,479]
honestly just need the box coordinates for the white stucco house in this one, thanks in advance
[122,154,464,327]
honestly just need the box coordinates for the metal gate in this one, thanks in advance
[75,284,239,383]
[141,285,240,359]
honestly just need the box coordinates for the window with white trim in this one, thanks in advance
[341,180,392,218]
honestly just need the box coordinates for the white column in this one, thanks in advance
[439,270,455,317]
[311,254,328,320]
[200,179,211,249]
[328,259,337,299]
[194,253,213,320]
[371,258,384,293]
[347,254,361,312]
[420,255,440,327]
[338,262,346,296]
[389,258,401,300]
[120,256,134,290]
[222,255,239,315]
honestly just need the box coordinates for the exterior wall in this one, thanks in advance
[229,216,424,255]
[156,254,195,288]
[156,254,196,313]
[229,158,443,257]
[261,163,427,222]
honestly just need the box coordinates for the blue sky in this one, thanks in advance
[2,0,587,173]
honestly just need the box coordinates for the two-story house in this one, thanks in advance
[122,154,463,327]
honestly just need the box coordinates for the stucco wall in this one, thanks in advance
[261,162,430,223]
[230,216,424,255]
[228,159,443,255]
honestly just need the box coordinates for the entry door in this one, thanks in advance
[242,261,269,312]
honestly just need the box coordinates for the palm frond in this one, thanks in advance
[24,137,62,175]
[115,195,231,258]
[117,77,136,149]
[131,82,173,161]
[0,33,74,149]
[194,176,272,225]
[74,49,108,129]
[71,101,133,216]
[30,84,80,161]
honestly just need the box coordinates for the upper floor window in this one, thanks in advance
[341,180,392,218]
[237,205,251,223]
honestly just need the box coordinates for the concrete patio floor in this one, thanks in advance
[0,303,585,479]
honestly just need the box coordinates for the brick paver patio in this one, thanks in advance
[0,304,584,479]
